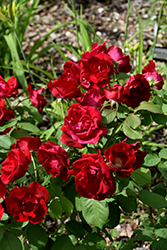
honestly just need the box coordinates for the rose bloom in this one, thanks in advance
[0,178,6,198]
[61,104,107,149]
[37,141,70,182]
[5,182,49,224]
[27,84,47,113]
[76,88,107,108]
[104,141,147,178]
[61,60,81,84]
[12,136,41,151]
[47,78,81,99]
[1,148,31,185]
[0,99,5,107]
[0,203,4,219]
[142,60,164,90]
[121,74,150,107]
[0,107,15,135]
[80,53,115,89]
[104,84,124,103]
[108,46,132,74]
[68,150,116,200]
[0,75,19,99]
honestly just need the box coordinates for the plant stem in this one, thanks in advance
[31,154,37,182]
[123,0,131,53]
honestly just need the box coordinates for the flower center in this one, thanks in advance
[113,157,123,168]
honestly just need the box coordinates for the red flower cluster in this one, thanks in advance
[0,75,19,99]
[5,182,49,224]
[61,103,107,148]
[37,141,70,181]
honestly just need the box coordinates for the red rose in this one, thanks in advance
[27,84,47,113]
[122,74,150,107]
[0,75,19,98]
[47,79,81,99]
[108,46,132,73]
[104,141,146,178]
[0,99,5,107]
[0,107,15,135]
[1,148,31,185]
[61,61,81,84]
[81,42,108,61]
[61,104,107,148]
[5,182,49,224]
[81,53,115,89]
[68,150,116,200]
[37,141,70,182]
[0,178,6,198]
[142,60,164,90]
[12,136,41,151]
[104,84,124,103]
[0,203,4,219]
[76,88,107,108]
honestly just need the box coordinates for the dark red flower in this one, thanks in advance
[61,104,107,148]
[47,79,81,99]
[0,75,19,98]
[12,136,41,151]
[0,107,15,135]
[121,74,150,107]
[104,141,146,178]
[108,46,132,73]
[1,148,31,185]
[5,182,49,224]
[61,60,81,84]
[68,150,116,200]
[27,84,47,113]
[76,88,107,108]
[0,99,5,107]
[0,178,6,198]
[37,141,70,182]
[142,60,164,90]
[104,84,124,103]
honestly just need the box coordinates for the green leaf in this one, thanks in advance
[158,162,167,179]
[135,101,162,114]
[0,117,21,132]
[151,113,167,125]
[131,167,151,186]
[17,122,40,133]
[106,202,121,229]
[159,148,167,159]
[66,220,85,238]
[51,235,75,250]
[135,228,154,241]
[117,195,137,213]
[0,135,12,149]
[0,231,22,250]
[80,197,109,229]
[139,190,167,208]
[61,197,74,214]
[122,122,142,139]
[125,114,141,129]
[144,153,160,166]
[101,109,116,124]
[0,228,4,241]
[27,224,48,248]
[47,178,62,198]
[49,200,62,220]
[81,233,106,250]
[151,238,167,250]
[155,228,167,239]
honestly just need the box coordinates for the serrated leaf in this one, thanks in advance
[144,153,160,166]
[122,122,142,139]
[151,238,167,250]
[135,101,162,113]
[49,200,62,220]
[0,231,22,250]
[125,114,141,129]
[101,109,116,124]
[117,195,137,212]
[61,197,74,214]
[81,233,106,250]
[27,224,48,248]
[0,135,12,149]
[155,228,167,239]
[159,148,167,159]
[158,162,167,179]
[135,228,154,241]
[80,197,109,229]
[139,190,167,208]
[51,235,75,250]
[131,167,151,186]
